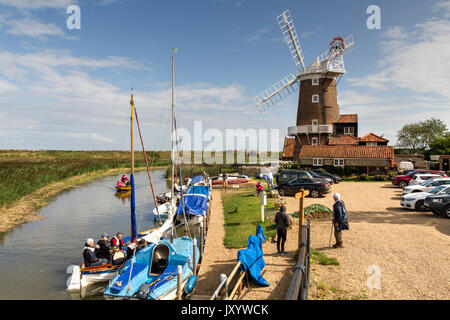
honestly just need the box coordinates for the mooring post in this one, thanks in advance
[298,189,305,253]
[261,191,267,222]
[200,222,204,258]
[176,265,182,300]
[193,238,197,274]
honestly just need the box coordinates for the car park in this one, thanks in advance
[275,178,331,198]
[424,191,450,218]
[391,170,447,189]
[403,177,450,194]
[401,185,450,211]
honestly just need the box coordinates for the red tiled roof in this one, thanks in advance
[299,145,394,159]
[333,114,358,123]
[360,133,389,143]
[282,137,295,158]
[328,135,359,145]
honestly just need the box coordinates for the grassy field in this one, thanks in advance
[0,150,171,209]
[221,191,278,248]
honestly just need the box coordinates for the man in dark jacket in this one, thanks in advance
[332,193,349,248]
[96,233,112,264]
[83,238,107,267]
[274,205,291,254]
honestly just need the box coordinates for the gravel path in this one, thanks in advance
[194,183,450,300]
[283,182,450,300]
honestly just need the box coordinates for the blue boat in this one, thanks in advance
[103,236,199,300]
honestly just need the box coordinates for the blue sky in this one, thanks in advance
[0,0,449,151]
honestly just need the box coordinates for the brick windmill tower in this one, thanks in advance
[255,10,355,159]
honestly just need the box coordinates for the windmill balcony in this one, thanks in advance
[288,125,333,136]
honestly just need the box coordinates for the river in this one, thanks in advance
[0,169,168,300]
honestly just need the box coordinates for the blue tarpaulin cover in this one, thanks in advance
[191,175,205,184]
[237,224,269,287]
[176,194,208,216]
[187,186,210,197]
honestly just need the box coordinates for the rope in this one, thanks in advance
[134,106,162,226]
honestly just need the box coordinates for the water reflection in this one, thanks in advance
[0,169,168,300]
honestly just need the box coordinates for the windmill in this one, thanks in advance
[255,9,355,151]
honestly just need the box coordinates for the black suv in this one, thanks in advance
[310,169,342,184]
[275,178,331,198]
[276,169,331,185]
[424,192,450,219]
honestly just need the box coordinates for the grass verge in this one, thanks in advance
[221,191,278,248]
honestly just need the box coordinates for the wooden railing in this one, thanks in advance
[210,261,247,300]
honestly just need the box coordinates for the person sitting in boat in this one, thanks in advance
[121,174,130,186]
[110,232,124,250]
[96,233,112,265]
[110,233,125,265]
[83,238,107,267]
[116,180,122,188]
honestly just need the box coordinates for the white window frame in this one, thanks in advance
[312,94,319,103]
[344,127,354,135]
[334,158,344,167]
[312,119,318,126]
[311,137,319,146]
[367,142,377,146]
[313,158,323,166]
[312,78,319,86]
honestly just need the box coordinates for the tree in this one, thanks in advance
[397,118,448,154]
[428,134,450,155]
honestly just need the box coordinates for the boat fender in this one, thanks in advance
[185,275,197,294]
[137,283,150,299]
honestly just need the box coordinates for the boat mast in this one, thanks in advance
[130,93,137,242]
[171,53,176,216]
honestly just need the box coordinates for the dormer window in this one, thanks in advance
[344,127,354,135]
[312,94,319,103]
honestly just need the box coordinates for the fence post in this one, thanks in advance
[298,189,305,253]
[193,238,197,274]
[176,265,183,300]
[220,273,228,300]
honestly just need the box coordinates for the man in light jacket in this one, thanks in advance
[332,193,349,248]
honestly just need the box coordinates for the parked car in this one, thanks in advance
[401,185,450,211]
[408,174,443,186]
[275,169,330,185]
[391,170,447,189]
[275,178,331,198]
[424,191,450,218]
[310,169,342,184]
[403,177,450,194]
[308,170,334,184]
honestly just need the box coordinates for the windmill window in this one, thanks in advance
[312,137,318,145]
[367,142,377,146]
[312,94,319,103]
[312,78,319,86]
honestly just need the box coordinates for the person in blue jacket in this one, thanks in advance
[332,193,349,248]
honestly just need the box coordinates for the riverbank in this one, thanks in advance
[0,150,167,232]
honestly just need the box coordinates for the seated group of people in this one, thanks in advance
[82,232,149,268]
[116,174,131,187]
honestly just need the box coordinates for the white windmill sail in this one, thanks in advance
[255,73,299,112]
[276,9,305,70]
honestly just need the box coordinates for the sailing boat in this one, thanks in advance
[103,51,200,300]
[66,94,166,291]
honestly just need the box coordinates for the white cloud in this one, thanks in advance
[0,0,75,9]
[5,16,67,39]
[347,2,450,99]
